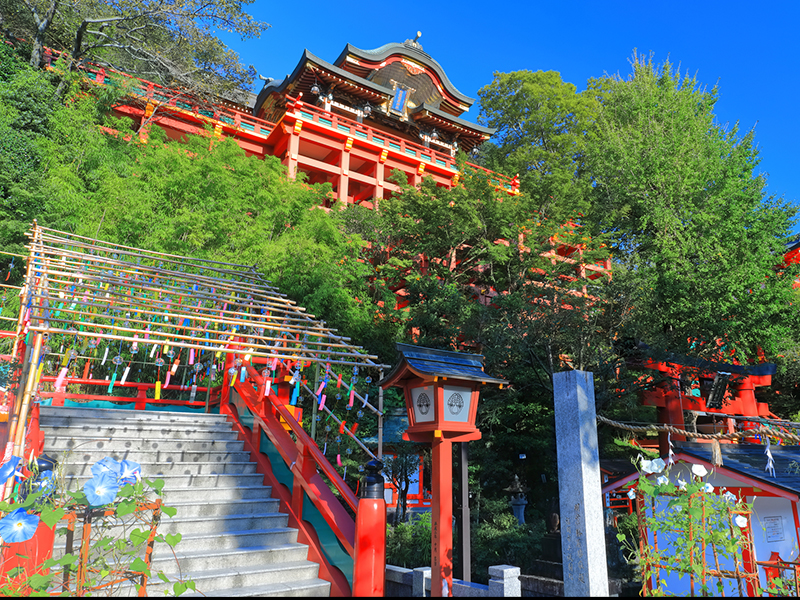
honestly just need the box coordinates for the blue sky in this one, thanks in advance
[220,0,799,233]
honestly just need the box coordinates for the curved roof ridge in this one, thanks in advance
[334,42,474,107]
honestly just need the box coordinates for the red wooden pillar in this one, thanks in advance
[339,138,352,204]
[431,435,453,597]
[658,369,685,456]
[286,121,302,180]
[353,459,387,597]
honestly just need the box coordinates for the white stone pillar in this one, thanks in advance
[553,370,609,597]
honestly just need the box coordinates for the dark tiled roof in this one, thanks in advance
[409,103,495,136]
[334,42,474,106]
[678,441,800,495]
[389,343,507,385]
[253,50,393,117]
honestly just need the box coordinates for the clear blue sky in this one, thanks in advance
[220,0,800,234]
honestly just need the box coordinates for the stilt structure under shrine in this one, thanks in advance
[0,222,391,596]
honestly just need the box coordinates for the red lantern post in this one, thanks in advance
[380,344,505,597]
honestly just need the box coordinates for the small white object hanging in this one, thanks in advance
[101,346,109,365]
[120,365,130,385]
[765,437,776,477]
[667,432,675,466]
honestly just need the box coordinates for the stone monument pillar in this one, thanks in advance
[553,370,609,597]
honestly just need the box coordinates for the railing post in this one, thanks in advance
[353,459,386,597]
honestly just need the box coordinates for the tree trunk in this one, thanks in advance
[23,0,59,68]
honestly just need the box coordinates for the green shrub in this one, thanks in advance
[386,512,432,569]
[470,513,545,584]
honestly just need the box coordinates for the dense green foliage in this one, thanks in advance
[584,53,800,361]
[478,70,599,224]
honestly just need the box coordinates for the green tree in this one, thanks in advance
[477,70,600,224]
[2,0,266,95]
[584,52,800,362]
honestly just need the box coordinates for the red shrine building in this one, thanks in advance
[71,35,518,207]
[251,37,500,205]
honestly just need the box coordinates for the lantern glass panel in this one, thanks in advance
[443,385,472,423]
[410,385,435,423]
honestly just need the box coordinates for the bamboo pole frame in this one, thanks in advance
[10,223,388,413]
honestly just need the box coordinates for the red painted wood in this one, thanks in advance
[352,497,387,597]
[431,437,453,597]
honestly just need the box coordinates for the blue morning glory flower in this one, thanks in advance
[83,472,120,506]
[0,507,40,543]
[0,456,21,485]
[91,457,121,480]
[118,460,141,485]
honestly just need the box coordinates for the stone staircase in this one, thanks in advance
[39,405,331,597]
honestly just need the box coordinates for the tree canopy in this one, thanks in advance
[2,0,266,95]
[477,70,600,224]
[584,53,799,361]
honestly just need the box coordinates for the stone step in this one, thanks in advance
[152,544,310,573]
[61,460,258,477]
[148,562,322,594]
[158,513,291,535]
[159,528,299,553]
[44,436,245,454]
[61,471,266,490]
[180,579,331,597]
[43,448,252,466]
[161,485,273,503]
[40,406,228,425]
[41,424,239,440]
[165,497,280,518]
[52,512,292,545]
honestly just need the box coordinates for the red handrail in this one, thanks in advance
[244,363,358,510]
[285,96,457,171]
[44,48,277,139]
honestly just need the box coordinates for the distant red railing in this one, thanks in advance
[43,48,277,140]
[285,96,457,172]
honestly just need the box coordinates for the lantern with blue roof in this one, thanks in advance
[380,343,507,597]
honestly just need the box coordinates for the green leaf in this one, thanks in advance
[165,533,182,548]
[115,499,137,517]
[129,528,149,546]
[173,581,187,596]
[27,572,53,590]
[40,506,65,528]
[161,505,177,518]
[130,557,150,577]
[158,572,170,583]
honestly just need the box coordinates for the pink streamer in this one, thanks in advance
[336,454,342,467]
[316,381,326,395]
[348,388,355,407]
[319,394,326,410]
[189,349,195,365]
[55,367,68,390]
[264,378,272,397]
[164,372,171,388]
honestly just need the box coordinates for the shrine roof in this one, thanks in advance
[409,103,495,137]
[254,49,393,117]
[677,441,800,497]
[381,343,507,387]
[334,42,474,107]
